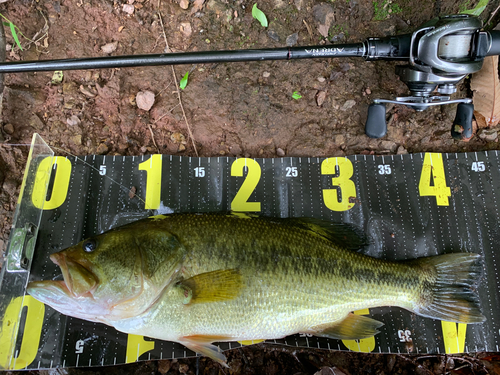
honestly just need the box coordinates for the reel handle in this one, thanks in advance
[451,102,474,140]
[365,103,387,138]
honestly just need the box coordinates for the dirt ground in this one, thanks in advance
[1,0,500,373]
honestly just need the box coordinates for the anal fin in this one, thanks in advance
[306,313,384,340]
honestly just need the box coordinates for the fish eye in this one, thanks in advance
[82,239,97,253]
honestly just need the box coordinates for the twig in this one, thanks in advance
[158,11,199,156]
[147,123,159,153]
[486,3,500,27]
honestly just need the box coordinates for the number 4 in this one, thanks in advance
[418,153,451,206]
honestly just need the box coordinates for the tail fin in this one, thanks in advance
[411,253,485,324]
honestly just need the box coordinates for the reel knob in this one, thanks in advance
[451,102,474,140]
[365,103,387,138]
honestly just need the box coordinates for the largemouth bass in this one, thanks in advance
[27,213,485,364]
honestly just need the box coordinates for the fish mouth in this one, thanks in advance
[50,252,98,297]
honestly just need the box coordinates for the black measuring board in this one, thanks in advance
[1,151,499,370]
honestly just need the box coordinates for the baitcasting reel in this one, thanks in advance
[364,15,500,139]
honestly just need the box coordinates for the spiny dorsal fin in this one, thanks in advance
[306,313,384,340]
[226,212,368,251]
[178,269,244,304]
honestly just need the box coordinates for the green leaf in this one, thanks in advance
[51,71,64,84]
[8,22,22,51]
[292,91,302,100]
[252,4,268,28]
[179,71,189,90]
[461,0,489,15]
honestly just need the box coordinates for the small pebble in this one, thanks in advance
[101,42,118,54]
[317,77,326,82]
[136,90,155,111]
[179,0,189,9]
[365,87,371,95]
[276,147,285,157]
[66,115,81,126]
[263,72,270,78]
[3,123,14,135]
[122,4,134,14]
[96,143,109,155]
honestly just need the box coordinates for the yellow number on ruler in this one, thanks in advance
[342,309,375,352]
[321,157,356,211]
[418,153,451,206]
[0,296,45,369]
[32,156,72,210]
[138,155,162,210]
[125,334,155,363]
[231,158,261,212]
[441,321,467,354]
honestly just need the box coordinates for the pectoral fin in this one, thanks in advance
[178,269,244,304]
[306,313,384,340]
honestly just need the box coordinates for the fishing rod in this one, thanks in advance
[0,14,499,139]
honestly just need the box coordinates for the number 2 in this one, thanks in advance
[231,158,261,212]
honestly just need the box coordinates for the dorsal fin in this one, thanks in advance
[228,212,369,251]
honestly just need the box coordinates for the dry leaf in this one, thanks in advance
[190,0,205,13]
[471,55,500,127]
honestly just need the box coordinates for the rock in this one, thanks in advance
[180,22,192,37]
[316,90,327,106]
[178,144,186,152]
[380,140,397,152]
[71,135,82,145]
[66,115,81,126]
[3,178,18,196]
[263,72,271,78]
[136,90,155,111]
[317,77,326,82]
[334,134,345,145]
[276,147,285,156]
[330,32,345,42]
[29,114,45,130]
[286,32,298,47]
[478,128,498,142]
[396,145,407,154]
[122,4,134,14]
[179,0,189,9]
[101,41,118,54]
[96,143,109,155]
[3,123,14,134]
[294,0,304,10]
[340,99,356,111]
[171,132,186,144]
[267,30,280,42]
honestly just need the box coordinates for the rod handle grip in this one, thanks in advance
[365,103,387,138]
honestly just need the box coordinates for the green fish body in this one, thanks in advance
[27,213,484,364]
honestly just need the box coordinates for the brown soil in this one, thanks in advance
[1,0,500,373]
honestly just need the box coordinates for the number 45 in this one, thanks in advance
[471,161,485,172]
